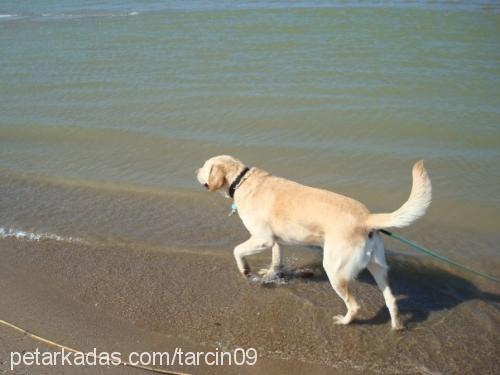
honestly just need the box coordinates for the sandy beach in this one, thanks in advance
[1,231,499,374]
[0,236,338,375]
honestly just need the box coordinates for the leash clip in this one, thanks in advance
[228,202,237,217]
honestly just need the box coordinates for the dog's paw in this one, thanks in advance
[259,267,285,277]
[391,321,405,331]
[259,268,285,283]
[333,314,352,325]
[238,269,252,280]
[257,268,270,277]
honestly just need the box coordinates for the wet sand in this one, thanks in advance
[1,235,499,374]
[0,237,336,375]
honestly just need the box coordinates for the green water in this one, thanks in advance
[0,1,499,256]
[1,3,499,373]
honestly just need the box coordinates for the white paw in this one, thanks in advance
[259,268,285,283]
[258,268,270,277]
[333,314,351,325]
[239,267,251,277]
[391,321,405,331]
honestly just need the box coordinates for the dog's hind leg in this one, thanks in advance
[366,234,403,330]
[323,240,364,325]
[367,263,403,329]
[330,277,360,325]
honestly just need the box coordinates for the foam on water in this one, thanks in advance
[0,226,84,244]
[38,12,140,19]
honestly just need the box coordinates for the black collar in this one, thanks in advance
[228,167,250,199]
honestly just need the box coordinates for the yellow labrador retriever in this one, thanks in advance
[196,155,431,330]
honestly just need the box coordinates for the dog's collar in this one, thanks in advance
[228,167,250,199]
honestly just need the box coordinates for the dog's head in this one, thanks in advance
[196,155,245,195]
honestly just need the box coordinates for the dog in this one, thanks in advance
[196,155,431,329]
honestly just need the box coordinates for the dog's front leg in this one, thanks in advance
[233,237,274,277]
[258,243,284,279]
[270,243,283,271]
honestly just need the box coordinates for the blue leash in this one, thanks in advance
[380,229,500,284]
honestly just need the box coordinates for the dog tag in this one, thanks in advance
[228,202,237,216]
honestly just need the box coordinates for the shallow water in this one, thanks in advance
[0,1,499,372]
[1,1,500,259]
[1,1,499,248]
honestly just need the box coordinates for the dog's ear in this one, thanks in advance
[207,164,225,191]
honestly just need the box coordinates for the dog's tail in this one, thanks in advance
[365,160,432,229]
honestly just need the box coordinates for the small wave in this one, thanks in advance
[0,227,84,243]
[39,12,139,19]
[0,14,15,18]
